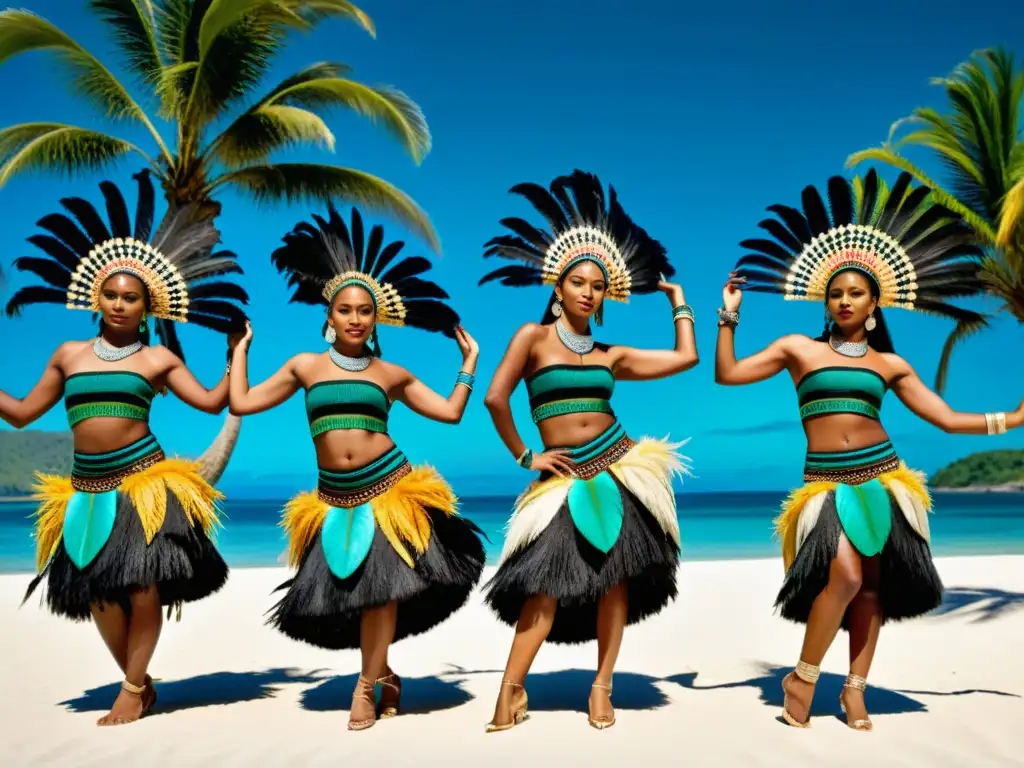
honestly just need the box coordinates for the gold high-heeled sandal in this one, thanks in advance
[588,682,615,730]
[485,679,529,733]
[781,661,819,728]
[97,679,148,727]
[376,671,402,718]
[348,676,377,731]
[840,674,873,731]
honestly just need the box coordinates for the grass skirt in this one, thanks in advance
[484,429,688,644]
[24,456,227,621]
[773,455,943,628]
[267,462,486,650]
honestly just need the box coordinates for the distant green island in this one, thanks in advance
[930,450,1024,491]
[0,431,72,497]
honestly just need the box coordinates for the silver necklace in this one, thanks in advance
[829,333,868,358]
[329,346,371,372]
[555,318,594,355]
[93,337,143,362]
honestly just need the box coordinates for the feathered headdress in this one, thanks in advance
[733,169,986,321]
[478,169,674,302]
[5,170,249,359]
[271,204,459,348]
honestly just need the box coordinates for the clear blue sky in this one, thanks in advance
[1,0,1022,495]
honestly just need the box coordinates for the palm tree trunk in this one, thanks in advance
[196,412,242,486]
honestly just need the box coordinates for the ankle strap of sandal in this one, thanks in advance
[794,661,820,684]
[500,679,523,688]
[592,682,613,692]
[844,673,867,691]
[121,679,146,696]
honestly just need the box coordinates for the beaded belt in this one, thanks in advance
[803,441,900,484]
[555,421,635,481]
[71,434,165,492]
[317,446,411,507]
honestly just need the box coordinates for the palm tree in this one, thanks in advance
[0,0,437,483]
[846,47,1023,393]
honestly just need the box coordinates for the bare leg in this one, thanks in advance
[488,594,556,728]
[97,587,163,726]
[90,601,129,671]
[590,584,627,726]
[350,602,398,729]
[843,555,881,729]
[783,535,863,725]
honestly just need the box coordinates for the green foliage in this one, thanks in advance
[847,47,1024,392]
[0,2,437,249]
[930,449,1024,488]
[0,431,72,497]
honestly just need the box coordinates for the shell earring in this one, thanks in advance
[324,325,337,343]
[865,313,877,332]
[551,298,563,318]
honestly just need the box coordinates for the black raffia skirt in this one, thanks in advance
[267,447,486,650]
[483,422,688,644]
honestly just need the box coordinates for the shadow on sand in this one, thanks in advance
[447,666,668,713]
[60,667,327,716]
[300,672,473,714]
[930,587,1024,624]
[666,663,1018,723]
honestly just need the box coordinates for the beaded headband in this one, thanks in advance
[543,228,630,301]
[68,238,191,321]
[783,224,917,309]
[322,270,408,327]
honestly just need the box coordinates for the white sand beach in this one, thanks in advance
[2,556,1023,767]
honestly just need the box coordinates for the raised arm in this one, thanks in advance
[228,323,304,416]
[714,274,793,385]
[158,335,238,414]
[889,356,1024,434]
[392,326,479,424]
[0,344,68,428]
[482,323,574,476]
[610,280,699,381]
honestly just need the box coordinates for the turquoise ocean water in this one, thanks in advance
[2,491,1024,573]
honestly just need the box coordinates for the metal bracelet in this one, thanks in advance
[716,307,739,327]
[986,412,1007,435]
[672,304,694,322]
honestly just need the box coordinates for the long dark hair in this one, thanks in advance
[96,273,152,346]
[814,267,895,353]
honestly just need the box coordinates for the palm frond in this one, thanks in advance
[934,315,990,394]
[181,0,375,130]
[211,162,439,252]
[208,61,430,166]
[211,104,334,166]
[0,123,147,188]
[846,147,998,242]
[996,177,1024,253]
[0,9,171,160]
[87,0,163,88]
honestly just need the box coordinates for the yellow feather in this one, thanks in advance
[119,458,222,544]
[774,481,835,570]
[371,466,456,568]
[879,463,932,511]
[29,473,75,571]
[280,491,329,569]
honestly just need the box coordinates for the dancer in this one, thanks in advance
[478,169,697,731]
[719,169,1024,730]
[229,204,486,731]
[2,171,248,725]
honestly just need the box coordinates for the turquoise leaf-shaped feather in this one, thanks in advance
[321,503,376,579]
[835,478,892,557]
[567,472,623,553]
[62,490,118,569]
